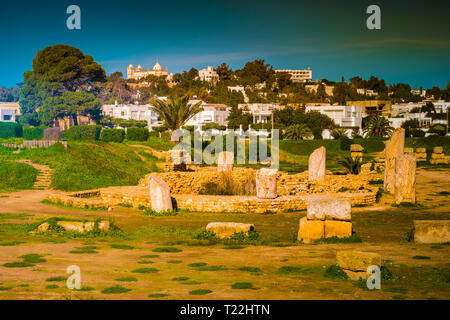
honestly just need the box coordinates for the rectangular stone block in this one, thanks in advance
[404,147,414,154]
[206,222,254,239]
[306,197,351,221]
[414,220,450,244]
[431,153,445,159]
[324,220,352,238]
[433,146,443,154]
[336,250,382,272]
[56,221,85,233]
[350,144,363,152]
[416,148,426,153]
[297,217,324,243]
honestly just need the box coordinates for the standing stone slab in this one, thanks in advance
[148,175,173,212]
[413,220,450,244]
[324,220,352,238]
[306,197,351,221]
[217,151,234,172]
[394,154,416,204]
[256,168,278,199]
[384,128,405,193]
[308,146,326,182]
[297,217,324,243]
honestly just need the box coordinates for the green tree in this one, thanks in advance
[363,116,393,137]
[216,63,233,81]
[283,124,312,140]
[226,106,253,129]
[150,96,203,131]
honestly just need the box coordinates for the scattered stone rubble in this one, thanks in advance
[206,222,255,239]
[336,250,382,280]
[413,220,450,244]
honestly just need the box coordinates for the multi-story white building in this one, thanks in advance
[388,114,432,129]
[185,101,231,127]
[228,86,249,103]
[0,102,20,122]
[274,67,312,83]
[102,102,162,128]
[238,103,282,124]
[305,105,363,128]
[198,66,219,84]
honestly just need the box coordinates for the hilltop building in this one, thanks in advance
[102,102,162,128]
[198,66,219,84]
[185,101,231,127]
[275,67,312,83]
[305,105,363,128]
[0,102,20,122]
[238,103,282,124]
[127,60,173,81]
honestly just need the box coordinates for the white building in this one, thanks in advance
[388,113,432,129]
[198,66,219,84]
[238,103,282,124]
[305,105,363,128]
[357,88,377,97]
[391,103,423,116]
[0,102,20,122]
[102,102,162,128]
[185,101,231,127]
[274,67,312,83]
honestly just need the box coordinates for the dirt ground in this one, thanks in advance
[0,168,448,300]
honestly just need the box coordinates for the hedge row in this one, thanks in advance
[0,122,22,139]
[62,125,102,141]
[23,127,48,140]
[126,127,149,141]
[100,128,125,142]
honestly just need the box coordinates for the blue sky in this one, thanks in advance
[0,0,449,89]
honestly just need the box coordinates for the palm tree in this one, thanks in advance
[338,156,362,174]
[363,116,394,138]
[283,124,313,140]
[331,128,348,139]
[150,96,203,132]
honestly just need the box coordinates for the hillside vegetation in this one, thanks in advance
[0,161,38,192]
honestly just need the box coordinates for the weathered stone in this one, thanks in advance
[324,220,352,238]
[56,221,85,233]
[148,175,173,212]
[384,128,405,193]
[360,163,371,175]
[394,154,416,204]
[430,159,448,165]
[84,222,95,232]
[344,270,369,280]
[416,148,426,153]
[306,197,351,221]
[404,147,414,154]
[413,220,450,244]
[217,151,234,172]
[431,153,445,159]
[351,151,363,162]
[350,144,363,152]
[37,222,50,233]
[433,146,443,154]
[206,222,254,239]
[98,220,110,231]
[336,250,382,272]
[256,168,278,199]
[297,217,324,243]
[308,146,326,181]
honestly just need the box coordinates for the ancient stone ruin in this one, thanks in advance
[297,197,352,243]
[413,220,450,244]
[394,154,416,204]
[415,147,427,161]
[308,146,326,182]
[430,146,448,165]
[148,175,173,212]
[336,250,382,280]
[206,222,255,239]
[217,151,234,172]
[256,168,278,199]
[350,144,363,162]
[384,128,405,193]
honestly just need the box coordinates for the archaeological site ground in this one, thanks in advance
[0,133,448,300]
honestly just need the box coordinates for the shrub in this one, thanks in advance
[0,122,22,139]
[410,128,425,138]
[62,125,101,141]
[100,128,125,143]
[340,136,354,151]
[324,264,348,280]
[126,127,149,141]
[428,124,446,136]
[338,156,362,174]
[23,127,47,140]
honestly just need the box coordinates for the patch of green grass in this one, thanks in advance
[431,246,444,249]
[116,277,138,282]
[117,203,133,208]
[138,260,154,264]
[386,287,409,294]
[314,234,362,244]
[436,191,450,196]
[0,213,34,220]
[109,244,135,250]
[222,245,246,249]
[0,286,12,291]
[142,208,178,216]
[172,277,190,281]
[69,249,98,254]
[3,262,35,268]
[148,293,169,298]
[167,260,182,264]
[183,281,202,285]
[323,265,349,280]
[278,266,318,275]
[152,247,182,253]
[189,289,212,295]
[238,267,261,273]
[46,276,66,282]
[231,282,255,289]
[0,241,26,246]
[45,284,59,289]
[74,286,95,291]
[0,161,38,192]
[196,265,229,271]
[132,268,159,274]
[101,285,131,294]
[140,254,159,259]
[188,262,207,267]
[20,254,46,263]
[392,295,408,300]
[413,255,431,260]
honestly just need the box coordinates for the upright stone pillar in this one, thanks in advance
[217,151,234,172]
[308,146,326,181]
[256,168,278,199]
[394,154,416,204]
[148,175,173,212]
[384,128,405,193]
